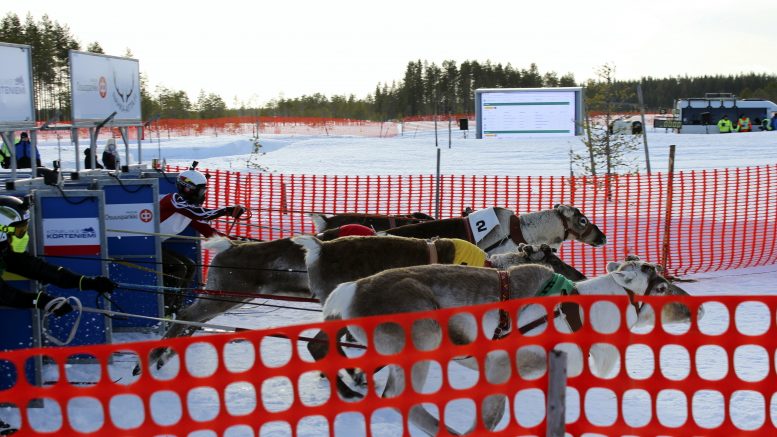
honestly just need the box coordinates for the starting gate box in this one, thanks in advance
[99,178,163,330]
[143,171,201,309]
[34,188,110,346]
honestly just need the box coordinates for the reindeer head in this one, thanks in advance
[554,204,607,247]
[607,255,701,324]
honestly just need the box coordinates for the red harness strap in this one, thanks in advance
[508,214,527,245]
[462,217,475,243]
[492,270,512,340]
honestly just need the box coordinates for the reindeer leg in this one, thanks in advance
[134,297,246,376]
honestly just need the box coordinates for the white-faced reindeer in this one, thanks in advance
[379,204,606,254]
[322,256,697,436]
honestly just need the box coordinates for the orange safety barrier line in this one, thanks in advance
[2,295,777,435]
[168,164,777,279]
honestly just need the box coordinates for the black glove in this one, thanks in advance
[80,276,117,294]
[225,205,245,218]
[36,294,73,316]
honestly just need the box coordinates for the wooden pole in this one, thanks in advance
[661,145,676,271]
[546,349,567,437]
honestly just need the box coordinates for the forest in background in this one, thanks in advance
[4,12,777,121]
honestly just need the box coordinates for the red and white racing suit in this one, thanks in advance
[159,192,230,240]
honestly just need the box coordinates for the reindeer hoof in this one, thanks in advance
[335,375,365,400]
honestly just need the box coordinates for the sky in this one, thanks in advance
[6,1,777,106]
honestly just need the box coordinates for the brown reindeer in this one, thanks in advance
[310,211,434,232]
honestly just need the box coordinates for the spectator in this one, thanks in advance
[771,112,777,131]
[0,140,10,169]
[717,115,733,133]
[760,117,772,131]
[102,139,120,170]
[14,132,41,169]
[159,166,244,316]
[83,148,104,169]
[734,114,752,132]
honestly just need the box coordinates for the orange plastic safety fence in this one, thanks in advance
[170,164,777,278]
[30,117,398,141]
[2,295,776,435]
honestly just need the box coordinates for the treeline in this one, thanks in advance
[5,12,777,121]
[585,73,777,112]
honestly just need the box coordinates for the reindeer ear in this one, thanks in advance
[556,204,574,217]
[612,270,637,285]
[654,264,664,274]
[625,254,641,262]
[606,261,621,273]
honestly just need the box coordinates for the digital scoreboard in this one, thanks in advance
[475,87,584,138]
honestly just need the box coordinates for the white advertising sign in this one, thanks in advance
[105,203,155,237]
[42,217,101,247]
[0,43,35,126]
[70,50,141,123]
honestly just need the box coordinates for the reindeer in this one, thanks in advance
[140,205,604,374]
[322,256,697,436]
[142,238,585,376]
[379,204,606,254]
[310,211,435,232]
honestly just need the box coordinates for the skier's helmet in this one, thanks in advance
[0,195,30,243]
[176,169,208,205]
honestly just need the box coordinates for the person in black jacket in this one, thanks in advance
[83,148,103,169]
[13,132,41,169]
[0,196,116,315]
[102,139,119,170]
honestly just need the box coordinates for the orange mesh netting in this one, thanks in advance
[1,295,776,435]
[178,165,777,278]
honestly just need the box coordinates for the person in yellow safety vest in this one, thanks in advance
[0,141,10,169]
[734,114,752,132]
[717,115,734,133]
[760,116,773,131]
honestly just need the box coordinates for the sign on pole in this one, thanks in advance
[0,43,35,128]
[69,50,141,124]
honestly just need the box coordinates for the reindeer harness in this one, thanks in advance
[493,271,580,340]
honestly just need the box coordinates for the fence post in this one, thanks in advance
[435,148,441,219]
[661,145,676,271]
[546,349,567,437]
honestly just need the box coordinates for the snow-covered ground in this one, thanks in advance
[4,127,777,435]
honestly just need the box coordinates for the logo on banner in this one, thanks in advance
[46,226,97,240]
[105,203,154,237]
[0,76,26,96]
[42,218,101,256]
[111,69,137,112]
[99,76,107,98]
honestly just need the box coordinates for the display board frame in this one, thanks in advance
[475,87,584,138]
[69,50,142,126]
[0,42,36,130]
